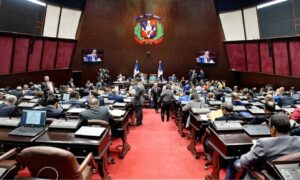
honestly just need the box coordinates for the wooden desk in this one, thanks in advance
[206,127,268,179]
[187,112,208,159]
[110,111,131,159]
[0,127,111,180]
[36,129,111,179]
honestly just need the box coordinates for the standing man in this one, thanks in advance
[41,75,55,93]
[130,80,145,126]
[150,83,161,113]
[160,84,174,122]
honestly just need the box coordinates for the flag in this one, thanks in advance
[158,61,163,78]
[134,61,140,77]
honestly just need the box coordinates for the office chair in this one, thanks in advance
[17,146,97,180]
[0,148,18,179]
[242,152,300,180]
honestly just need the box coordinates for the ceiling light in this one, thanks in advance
[27,0,46,7]
[257,0,287,9]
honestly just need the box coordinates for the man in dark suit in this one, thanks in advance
[232,92,244,106]
[79,98,111,122]
[108,89,124,103]
[130,80,145,126]
[41,75,55,93]
[248,101,275,124]
[150,83,161,113]
[215,102,242,121]
[0,95,18,117]
[232,113,300,179]
[9,86,23,99]
[45,95,63,119]
[62,91,86,108]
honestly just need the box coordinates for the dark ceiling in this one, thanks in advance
[215,0,270,12]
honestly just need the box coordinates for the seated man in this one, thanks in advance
[248,101,275,125]
[45,95,63,119]
[215,102,242,121]
[232,92,244,106]
[62,91,86,108]
[79,98,111,122]
[108,89,124,103]
[233,113,300,179]
[0,95,18,117]
[178,91,191,103]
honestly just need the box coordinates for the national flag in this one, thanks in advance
[158,61,163,78]
[134,60,140,77]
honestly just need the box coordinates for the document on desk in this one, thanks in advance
[199,115,208,121]
[275,164,300,180]
[124,98,132,103]
[67,108,86,114]
[0,118,20,127]
[109,109,126,117]
[75,126,105,137]
[18,102,37,108]
[114,102,127,107]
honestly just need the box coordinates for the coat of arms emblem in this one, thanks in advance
[134,14,164,45]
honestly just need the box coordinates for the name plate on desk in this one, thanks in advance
[49,120,81,130]
[212,121,244,132]
[17,102,37,108]
[75,126,105,137]
[191,108,210,114]
[0,118,20,127]
[109,109,126,117]
[67,108,86,114]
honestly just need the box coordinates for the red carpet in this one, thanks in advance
[18,109,226,179]
[108,109,226,179]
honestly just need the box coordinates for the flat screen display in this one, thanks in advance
[82,48,103,63]
[196,50,218,65]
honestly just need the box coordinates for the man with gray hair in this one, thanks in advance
[0,95,18,117]
[79,98,111,122]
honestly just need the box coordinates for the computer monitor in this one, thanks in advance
[292,93,300,100]
[62,93,70,101]
[20,110,46,127]
[224,96,232,103]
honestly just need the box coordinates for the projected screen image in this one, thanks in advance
[196,50,218,64]
[82,48,103,63]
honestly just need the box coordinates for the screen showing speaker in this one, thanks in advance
[196,50,218,65]
[82,48,103,63]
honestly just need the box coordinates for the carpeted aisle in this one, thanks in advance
[108,109,226,179]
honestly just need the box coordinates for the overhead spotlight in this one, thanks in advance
[27,0,46,7]
[257,0,287,9]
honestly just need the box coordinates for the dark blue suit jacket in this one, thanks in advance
[108,94,124,103]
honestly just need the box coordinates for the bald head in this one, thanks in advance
[88,98,99,108]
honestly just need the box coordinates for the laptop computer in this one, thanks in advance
[292,93,300,100]
[49,119,81,130]
[248,108,265,115]
[9,110,46,137]
[244,125,271,136]
[212,121,244,132]
[62,93,70,101]
[224,96,232,103]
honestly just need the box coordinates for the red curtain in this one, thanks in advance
[259,42,273,74]
[41,40,57,70]
[225,43,246,71]
[28,39,43,71]
[245,43,260,72]
[273,42,289,76]
[0,37,13,74]
[56,41,75,69]
[290,40,300,77]
[12,38,30,73]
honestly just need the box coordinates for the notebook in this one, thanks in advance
[244,125,271,136]
[113,102,127,107]
[75,126,106,137]
[212,121,244,132]
[49,119,81,130]
[248,108,265,115]
[191,108,210,114]
[109,109,126,117]
[9,110,46,137]
[233,106,247,111]
[67,108,86,114]
[17,102,37,108]
[0,117,20,127]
